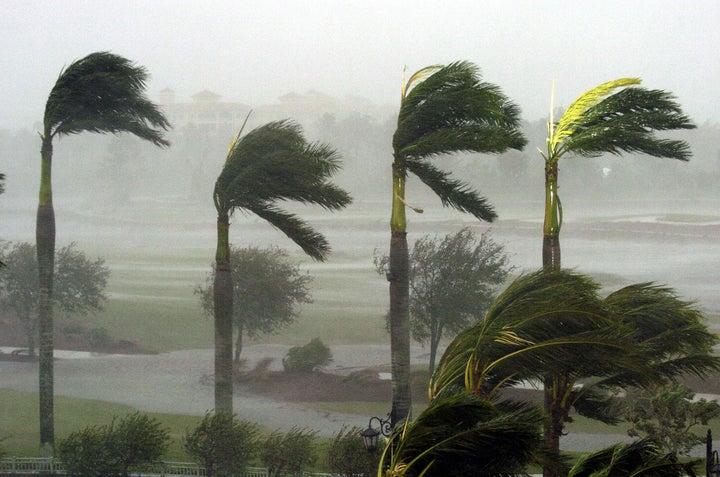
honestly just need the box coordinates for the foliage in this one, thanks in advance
[625,383,720,457]
[327,425,382,477]
[283,337,333,372]
[56,412,170,477]
[259,427,318,477]
[0,241,110,354]
[196,245,313,362]
[375,227,513,372]
[567,439,699,477]
[183,412,258,477]
[380,393,543,477]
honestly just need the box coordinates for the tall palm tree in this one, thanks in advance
[213,119,351,413]
[389,61,526,426]
[540,78,695,271]
[37,51,169,451]
[379,393,543,477]
[429,270,719,477]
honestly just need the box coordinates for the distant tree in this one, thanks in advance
[625,383,720,457]
[282,337,333,372]
[196,246,313,363]
[36,51,169,449]
[0,241,110,356]
[375,227,513,372]
[259,427,318,477]
[212,119,351,413]
[387,61,526,427]
[184,412,258,477]
[539,78,695,271]
[327,426,382,477]
[57,412,169,477]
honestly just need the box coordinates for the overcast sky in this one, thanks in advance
[2,0,719,130]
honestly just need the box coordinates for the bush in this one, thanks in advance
[327,426,382,477]
[57,412,169,477]
[260,427,318,477]
[184,412,258,477]
[282,338,332,372]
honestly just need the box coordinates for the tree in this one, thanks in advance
[375,227,512,373]
[625,383,720,457]
[259,427,318,477]
[184,412,258,477]
[379,393,543,477]
[387,61,526,427]
[212,119,350,414]
[327,426,382,477]
[36,51,169,450]
[196,245,312,363]
[57,412,170,477]
[539,78,695,271]
[429,270,720,477]
[282,337,333,372]
[0,241,110,356]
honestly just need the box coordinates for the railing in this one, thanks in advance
[0,458,274,476]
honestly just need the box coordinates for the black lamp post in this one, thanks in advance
[361,415,392,452]
[708,429,720,477]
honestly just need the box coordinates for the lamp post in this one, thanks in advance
[361,415,392,452]
[708,429,720,477]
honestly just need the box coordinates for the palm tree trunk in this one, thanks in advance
[542,162,561,271]
[389,165,411,427]
[543,381,568,477]
[214,213,233,414]
[37,135,55,452]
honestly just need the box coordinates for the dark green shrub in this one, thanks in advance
[184,412,258,477]
[260,427,318,477]
[86,327,112,349]
[327,425,382,477]
[282,337,332,372]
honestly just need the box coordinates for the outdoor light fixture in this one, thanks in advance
[361,415,392,452]
[708,430,720,477]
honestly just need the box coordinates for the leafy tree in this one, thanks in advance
[387,61,526,427]
[375,227,512,373]
[429,270,720,477]
[196,245,312,363]
[282,337,332,372]
[57,412,169,477]
[567,439,699,477]
[0,241,110,356]
[259,427,318,477]
[625,383,720,457]
[380,393,543,477]
[184,412,258,477]
[539,78,695,271]
[327,425,382,477]
[36,51,169,449]
[212,118,350,413]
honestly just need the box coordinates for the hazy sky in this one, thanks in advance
[2,0,719,129]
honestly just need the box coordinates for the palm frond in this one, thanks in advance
[44,51,170,146]
[248,205,331,262]
[406,159,496,221]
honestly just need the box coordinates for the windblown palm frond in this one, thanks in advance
[568,439,699,477]
[214,120,351,261]
[381,394,542,477]
[44,51,170,146]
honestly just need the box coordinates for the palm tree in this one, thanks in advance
[379,393,543,477]
[429,270,719,477]
[36,51,169,451]
[213,119,351,413]
[540,78,695,271]
[388,61,526,426]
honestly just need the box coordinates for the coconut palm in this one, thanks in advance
[540,78,695,271]
[36,51,169,450]
[388,61,526,426]
[379,393,543,477]
[429,270,719,477]
[213,119,351,413]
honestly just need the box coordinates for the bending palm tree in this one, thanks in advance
[213,119,351,413]
[389,61,525,426]
[37,51,169,451]
[540,78,695,271]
